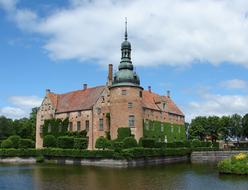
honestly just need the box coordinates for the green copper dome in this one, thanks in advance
[111,19,141,88]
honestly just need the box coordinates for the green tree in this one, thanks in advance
[0,116,14,139]
[242,113,248,139]
[189,116,208,140]
[230,114,243,141]
[206,116,220,142]
[219,116,232,142]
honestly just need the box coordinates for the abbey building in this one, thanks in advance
[36,23,185,149]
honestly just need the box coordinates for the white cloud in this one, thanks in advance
[184,93,248,122]
[0,106,27,119]
[220,79,247,89]
[0,96,42,119]
[9,96,42,108]
[2,0,248,67]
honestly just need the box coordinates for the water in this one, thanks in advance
[0,162,247,190]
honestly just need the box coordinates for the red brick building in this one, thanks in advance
[36,23,185,149]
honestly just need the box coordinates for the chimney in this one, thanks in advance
[46,89,51,95]
[148,86,151,93]
[83,83,87,90]
[167,90,170,98]
[108,64,113,85]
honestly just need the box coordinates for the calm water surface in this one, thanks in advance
[0,162,247,190]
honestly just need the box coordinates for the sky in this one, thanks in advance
[0,0,248,122]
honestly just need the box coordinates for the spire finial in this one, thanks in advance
[125,17,128,40]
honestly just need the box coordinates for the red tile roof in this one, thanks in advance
[47,86,105,113]
[142,90,184,116]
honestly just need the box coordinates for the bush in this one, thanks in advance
[0,148,37,157]
[57,136,74,149]
[191,140,212,148]
[117,128,131,140]
[1,139,13,148]
[74,138,88,149]
[95,137,110,150]
[8,135,21,148]
[66,130,87,138]
[123,137,138,149]
[111,141,124,152]
[19,139,35,148]
[43,135,57,148]
[218,153,248,175]
[139,138,156,148]
[121,147,191,159]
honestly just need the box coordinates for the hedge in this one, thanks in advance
[139,138,156,148]
[74,138,88,149]
[43,135,57,148]
[19,139,35,148]
[117,128,131,140]
[1,139,13,148]
[95,137,110,150]
[121,147,191,159]
[123,137,138,149]
[0,147,191,159]
[8,135,21,148]
[57,136,74,149]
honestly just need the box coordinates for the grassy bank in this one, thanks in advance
[218,152,248,175]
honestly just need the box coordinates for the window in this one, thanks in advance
[128,102,133,108]
[145,120,149,130]
[139,91,142,97]
[40,125,43,134]
[171,126,174,133]
[69,122,73,131]
[96,107,101,114]
[85,120,89,132]
[67,113,70,118]
[163,102,166,109]
[122,90,127,95]
[128,115,135,128]
[78,111,81,117]
[99,119,103,131]
[48,124,51,133]
[161,123,164,132]
[77,121,81,131]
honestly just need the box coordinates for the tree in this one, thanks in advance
[206,116,220,142]
[219,116,232,142]
[0,116,14,139]
[242,113,248,139]
[189,116,208,140]
[230,114,243,141]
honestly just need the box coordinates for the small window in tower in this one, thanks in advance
[77,121,81,131]
[163,102,166,109]
[99,119,103,131]
[128,115,135,128]
[128,102,133,108]
[139,91,142,97]
[68,122,73,131]
[122,90,127,95]
[85,120,89,132]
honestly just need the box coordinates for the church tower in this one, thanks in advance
[109,19,143,141]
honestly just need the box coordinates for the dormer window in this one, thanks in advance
[162,102,166,109]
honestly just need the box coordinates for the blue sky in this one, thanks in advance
[1,0,248,121]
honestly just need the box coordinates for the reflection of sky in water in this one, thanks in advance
[0,163,247,190]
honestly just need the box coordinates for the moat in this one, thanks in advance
[0,163,247,190]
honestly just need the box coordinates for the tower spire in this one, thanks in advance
[125,17,128,40]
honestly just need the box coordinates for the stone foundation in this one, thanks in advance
[191,150,248,163]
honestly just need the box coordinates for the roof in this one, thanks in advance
[47,86,105,113]
[142,90,184,116]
